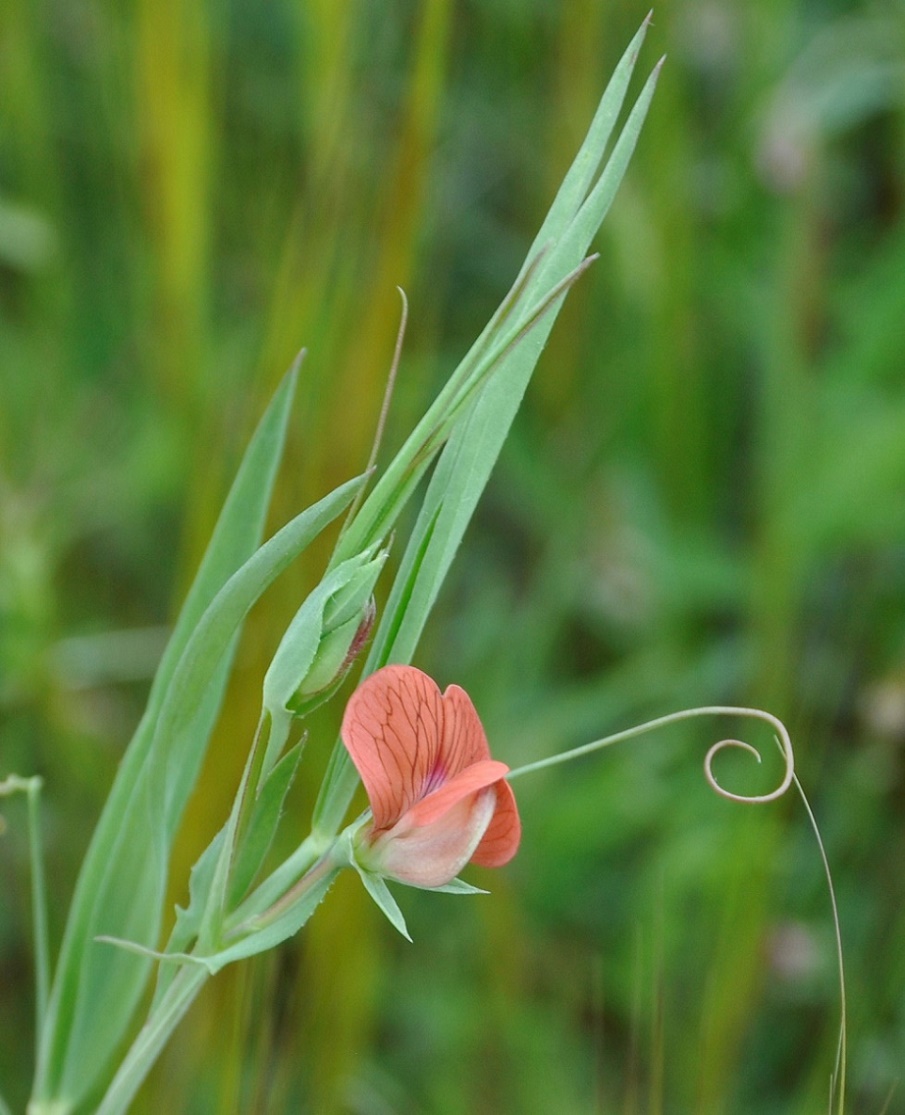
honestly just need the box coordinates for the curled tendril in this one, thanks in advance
[507,705,796,807]
[702,707,795,804]
[508,705,848,1109]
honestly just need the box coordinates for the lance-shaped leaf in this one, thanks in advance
[227,741,305,908]
[314,20,661,837]
[31,367,365,1111]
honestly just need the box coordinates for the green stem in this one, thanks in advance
[242,846,338,931]
[94,964,210,1115]
[793,774,846,1114]
[225,832,328,932]
[27,777,51,1044]
[0,775,50,1058]
[0,1086,13,1115]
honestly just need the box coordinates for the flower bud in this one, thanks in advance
[288,594,376,715]
[260,548,387,776]
[265,547,386,724]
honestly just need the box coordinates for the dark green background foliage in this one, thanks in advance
[1,0,903,1111]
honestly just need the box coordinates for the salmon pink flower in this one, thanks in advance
[340,665,521,888]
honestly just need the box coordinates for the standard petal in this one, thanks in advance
[369,788,497,888]
[341,665,443,829]
[470,778,521,867]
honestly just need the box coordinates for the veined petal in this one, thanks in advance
[341,665,443,829]
[341,665,522,887]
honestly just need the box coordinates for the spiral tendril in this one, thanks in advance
[701,707,795,804]
[506,706,850,1110]
[507,704,795,806]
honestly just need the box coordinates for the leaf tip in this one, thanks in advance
[286,348,308,388]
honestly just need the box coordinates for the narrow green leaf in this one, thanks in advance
[228,741,304,908]
[33,378,365,1111]
[528,14,652,254]
[331,5,647,566]
[32,367,300,1108]
[314,30,661,838]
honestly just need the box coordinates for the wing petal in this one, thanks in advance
[470,779,521,867]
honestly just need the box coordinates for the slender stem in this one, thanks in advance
[508,707,850,1105]
[94,964,209,1115]
[225,832,328,932]
[0,775,50,1056]
[243,847,338,931]
[26,778,50,1041]
[793,774,846,1114]
[507,705,795,805]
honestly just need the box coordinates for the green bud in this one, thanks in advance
[288,594,376,715]
[262,548,387,762]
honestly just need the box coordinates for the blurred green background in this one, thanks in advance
[2,0,904,1111]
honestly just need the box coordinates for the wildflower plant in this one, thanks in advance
[0,19,845,1115]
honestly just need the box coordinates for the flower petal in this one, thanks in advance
[369,788,497,888]
[405,760,510,827]
[471,778,521,867]
[438,683,493,775]
[341,665,443,830]
[342,665,522,886]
